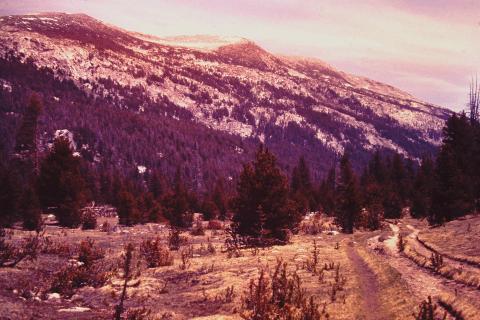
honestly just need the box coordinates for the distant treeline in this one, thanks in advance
[1,88,479,238]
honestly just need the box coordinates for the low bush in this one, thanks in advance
[397,233,405,253]
[241,259,328,320]
[100,221,113,232]
[50,239,109,297]
[81,208,97,230]
[0,228,42,268]
[207,220,224,230]
[190,220,205,236]
[140,237,174,268]
[78,239,105,268]
[413,296,446,320]
[41,237,73,257]
[179,245,193,270]
[168,228,182,251]
[430,253,444,271]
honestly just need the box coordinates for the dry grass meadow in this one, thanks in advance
[1,214,479,320]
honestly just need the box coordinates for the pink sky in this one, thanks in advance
[1,0,479,111]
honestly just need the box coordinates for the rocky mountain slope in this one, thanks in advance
[0,13,451,187]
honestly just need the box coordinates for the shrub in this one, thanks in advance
[207,219,224,230]
[125,307,153,320]
[190,220,205,236]
[304,240,320,274]
[78,239,104,268]
[140,237,174,268]
[41,237,73,257]
[241,259,328,319]
[224,228,243,258]
[179,245,193,270]
[50,240,108,297]
[397,233,405,253]
[81,208,97,230]
[300,216,323,235]
[357,208,382,231]
[430,253,444,271]
[413,296,447,320]
[100,221,112,232]
[168,227,183,251]
[0,228,42,268]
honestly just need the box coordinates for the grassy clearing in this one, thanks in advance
[417,215,480,261]
[0,218,373,319]
[403,242,480,290]
[416,235,480,268]
[1,215,480,319]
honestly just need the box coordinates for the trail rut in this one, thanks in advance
[347,245,387,320]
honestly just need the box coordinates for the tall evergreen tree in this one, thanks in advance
[411,156,435,218]
[19,183,42,231]
[138,192,163,223]
[162,168,192,228]
[369,150,387,185]
[430,114,475,224]
[11,94,43,229]
[212,178,228,220]
[117,189,139,226]
[335,153,361,234]
[37,137,86,227]
[0,162,19,227]
[318,167,336,215]
[14,94,42,175]
[291,156,315,214]
[233,145,300,242]
[147,170,168,200]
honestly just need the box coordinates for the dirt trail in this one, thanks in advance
[368,223,480,311]
[347,245,387,320]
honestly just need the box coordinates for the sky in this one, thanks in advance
[1,0,479,111]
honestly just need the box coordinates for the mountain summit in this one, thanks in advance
[0,12,451,186]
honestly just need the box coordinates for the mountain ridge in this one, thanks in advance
[0,12,452,188]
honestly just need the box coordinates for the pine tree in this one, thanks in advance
[411,156,434,218]
[369,150,386,185]
[147,170,168,200]
[117,189,139,226]
[212,178,228,220]
[233,145,301,242]
[162,168,192,228]
[291,156,315,214]
[139,192,163,223]
[19,183,42,231]
[0,162,19,227]
[201,197,219,221]
[8,95,43,228]
[430,114,475,224]
[360,168,384,231]
[37,137,86,227]
[14,94,42,177]
[335,153,361,234]
[318,167,336,215]
[391,153,408,203]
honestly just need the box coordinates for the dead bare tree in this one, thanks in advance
[114,243,134,320]
[469,77,479,124]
